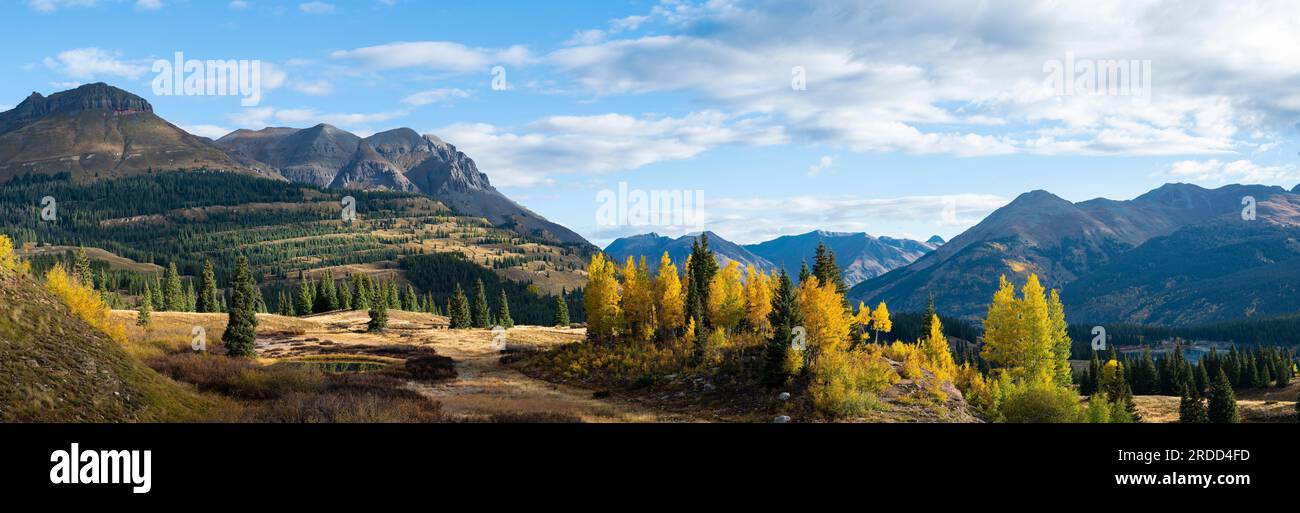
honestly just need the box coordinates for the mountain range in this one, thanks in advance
[0,83,586,245]
[850,183,1300,326]
[604,230,942,286]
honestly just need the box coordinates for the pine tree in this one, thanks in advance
[497,290,514,328]
[922,294,937,336]
[368,293,388,332]
[763,269,800,387]
[387,280,400,310]
[163,262,183,311]
[338,280,352,310]
[683,234,718,329]
[183,280,196,312]
[1179,383,1208,423]
[1207,369,1240,423]
[472,278,491,328]
[222,255,258,358]
[136,283,153,328]
[553,294,570,327]
[403,284,418,312]
[449,282,472,329]
[351,274,369,310]
[296,277,314,316]
[73,247,94,286]
[152,275,165,311]
[810,242,845,295]
[277,290,294,316]
[196,261,219,313]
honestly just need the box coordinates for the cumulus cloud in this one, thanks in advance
[432,111,786,187]
[330,41,533,73]
[548,0,1300,159]
[43,48,149,79]
[1165,159,1300,186]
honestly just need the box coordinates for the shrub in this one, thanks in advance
[44,263,126,343]
[809,349,899,418]
[999,381,1080,423]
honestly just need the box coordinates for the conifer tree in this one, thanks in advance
[472,278,491,328]
[404,283,418,312]
[296,277,314,316]
[184,280,196,312]
[196,261,219,313]
[1207,369,1240,423]
[497,290,514,328]
[278,290,294,316]
[1179,383,1208,423]
[553,294,570,327]
[763,269,800,387]
[74,247,94,286]
[811,242,845,295]
[683,234,718,329]
[387,280,400,310]
[163,262,183,311]
[449,282,472,329]
[152,275,165,311]
[338,280,352,310]
[923,294,937,336]
[222,255,258,358]
[368,292,388,332]
[136,283,153,328]
[351,274,369,310]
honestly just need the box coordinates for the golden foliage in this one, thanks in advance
[707,261,745,331]
[0,235,29,276]
[796,276,851,352]
[45,263,126,344]
[742,264,773,334]
[583,253,623,342]
[653,252,684,332]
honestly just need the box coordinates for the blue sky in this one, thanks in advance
[5,0,1300,246]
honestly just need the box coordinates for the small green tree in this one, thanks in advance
[296,276,314,316]
[449,283,472,329]
[553,295,570,327]
[196,261,220,313]
[163,262,183,311]
[221,255,259,358]
[136,283,153,328]
[497,290,514,328]
[1178,383,1208,423]
[472,279,491,328]
[1207,369,1240,423]
[368,296,388,332]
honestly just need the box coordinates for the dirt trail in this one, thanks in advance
[152,310,692,422]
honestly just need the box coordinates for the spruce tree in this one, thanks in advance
[368,292,388,332]
[221,255,258,358]
[763,269,800,388]
[1207,369,1240,423]
[472,278,491,328]
[449,283,472,329]
[184,280,196,312]
[163,262,183,311]
[553,294,570,327]
[296,277,314,316]
[136,283,153,328]
[403,284,418,312]
[497,290,514,328]
[196,261,219,313]
[74,247,94,286]
[683,234,718,329]
[278,290,294,316]
[1178,383,1207,423]
[152,275,165,311]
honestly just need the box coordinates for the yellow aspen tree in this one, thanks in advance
[981,275,1022,374]
[1046,288,1073,387]
[742,264,773,334]
[870,301,892,343]
[921,313,957,381]
[853,301,872,344]
[653,252,685,334]
[708,260,744,332]
[797,276,852,353]
[620,256,654,341]
[1018,274,1054,383]
[583,253,623,342]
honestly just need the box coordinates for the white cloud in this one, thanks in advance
[1165,159,1300,186]
[43,48,148,79]
[401,88,470,106]
[227,106,407,133]
[135,0,163,10]
[298,1,333,14]
[549,0,1300,159]
[432,111,785,187]
[229,0,250,9]
[807,155,833,177]
[330,41,533,73]
[27,0,100,13]
[291,79,333,96]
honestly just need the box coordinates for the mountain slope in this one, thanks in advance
[0,271,216,422]
[1064,190,1300,325]
[849,183,1283,320]
[744,230,937,286]
[604,231,773,272]
[217,123,359,187]
[0,83,269,182]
